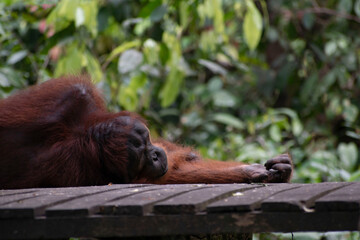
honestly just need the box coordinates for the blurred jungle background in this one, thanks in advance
[0,0,359,238]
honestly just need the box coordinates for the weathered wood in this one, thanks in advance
[1,211,358,239]
[0,184,149,218]
[100,184,209,216]
[315,182,360,211]
[153,184,261,214]
[207,183,302,213]
[261,182,351,211]
[0,182,359,239]
[46,185,159,217]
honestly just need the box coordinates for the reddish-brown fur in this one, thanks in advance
[0,76,292,189]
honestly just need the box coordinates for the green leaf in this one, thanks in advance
[212,0,226,40]
[213,90,237,107]
[139,0,162,18]
[143,39,159,65]
[179,1,189,29]
[7,50,27,65]
[80,1,98,36]
[119,73,147,111]
[106,40,141,63]
[199,30,217,52]
[207,77,223,92]
[355,0,360,17]
[160,67,184,107]
[0,72,10,87]
[338,143,358,171]
[159,43,170,65]
[134,18,152,36]
[54,46,83,77]
[272,108,303,136]
[343,99,359,123]
[84,51,102,83]
[150,5,167,22]
[269,125,282,142]
[46,0,73,32]
[325,41,337,56]
[46,0,98,36]
[212,113,244,130]
[313,70,336,101]
[349,170,360,181]
[243,0,263,50]
[300,73,318,103]
[292,118,303,136]
[302,12,315,30]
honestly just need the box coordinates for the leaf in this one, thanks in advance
[54,46,83,77]
[0,72,10,87]
[243,0,263,50]
[159,43,170,65]
[160,67,184,107]
[150,5,167,22]
[337,0,353,13]
[338,143,358,171]
[313,70,336,101]
[346,131,360,140]
[46,0,74,32]
[349,170,360,181]
[119,73,147,111]
[343,100,359,123]
[207,77,223,92]
[355,0,360,17]
[198,59,227,75]
[325,41,337,56]
[269,125,281,142]
[143,39,159,65]
[134,18,152,36]
[75,7,85,27]
[212,113,244,130]
[272,108,303,136]
[302,12,315,30]
[7,50,27,65]
[181,112,202,128]
[106,40,141,63]
[118,49,143,74]
[84,51,102,83]
[46,0,98,36]
[179,1,189,29]
[292,118,303,136]
[213,90,237,107]
[139,0,162,18]
[300,73,318,103]
[212,0,226,40]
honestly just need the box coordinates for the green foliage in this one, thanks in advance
[0,0,359,188]
[243,0,263,50]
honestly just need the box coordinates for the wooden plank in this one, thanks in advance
[45,185,160,217]
[153,184,261,214]
[261,182,351,212]
[315,182,360,211]
[0,189,39,197]
[207,183,303,213]
[0,185,131,218]
[1,211,359,239]
[100,184,210,216]
[0,191,42,206]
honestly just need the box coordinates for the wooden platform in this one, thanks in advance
[1,182,359,239]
